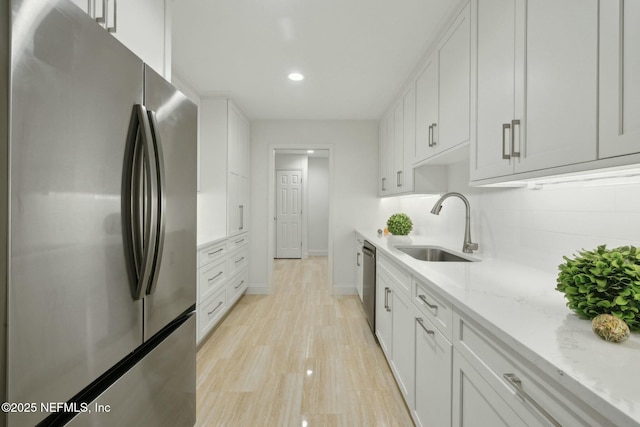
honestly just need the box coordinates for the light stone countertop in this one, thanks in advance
[357,229,640,427]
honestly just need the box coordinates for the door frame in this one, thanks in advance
[267,144,334,291]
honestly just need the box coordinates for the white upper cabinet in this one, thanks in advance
[414,4,470,164]
[415,56,438,163]
[471,0,598,181]
[599,1,640,159]
[69,0,169,78]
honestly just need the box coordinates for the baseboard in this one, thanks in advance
[246,284,269,295]
[332,284,357,295]
[308,249,328,256]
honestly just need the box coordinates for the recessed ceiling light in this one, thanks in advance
[307,150,314,154]
[288,72,304,81]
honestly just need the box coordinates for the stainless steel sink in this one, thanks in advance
[395,246,477,262]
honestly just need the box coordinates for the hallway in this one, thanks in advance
[195,257,414,426]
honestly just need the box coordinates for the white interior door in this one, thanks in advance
[276,170,302,258]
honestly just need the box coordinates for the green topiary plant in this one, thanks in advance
[386,213,413,236]
[556,245,640,331]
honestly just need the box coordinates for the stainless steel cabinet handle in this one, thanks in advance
[397,171,403,187]
[357,252,361,267]
[381,177,386,191]
[234,280,245,289]
[238,205,244,230]
[511,119,521,158]
[386,288,392,312]
[208,271,224,282]
[235,256,245,264]
[503,374,561,427]
[502,123,511,160]
[428,124,433,147]
[95,0,105,23]
[208,248,224,257]
[207,301,224,316]
[384,287,390,311]
[418,294,438,312]
[107,0,117,33]
[416,318,435,335]
[235,238,245,244]
[431,123,437,147]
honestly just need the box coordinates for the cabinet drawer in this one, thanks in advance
[198,258,226,302]
[227,247,248,278]
[227,270,248,305]
[198,241,227,268]
[378,254,411,294]
[413,278,452,341]
[453,312,613,427]
[227,233,248,252]
[198,287,227,342]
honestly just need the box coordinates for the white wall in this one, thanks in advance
[249,120,392,293]
[308,157,329,255]
[397,161,640,275]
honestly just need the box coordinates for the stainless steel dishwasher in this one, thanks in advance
[362,240,376,334]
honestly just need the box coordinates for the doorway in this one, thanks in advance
[275,169,302,258]
[267,146,333,290]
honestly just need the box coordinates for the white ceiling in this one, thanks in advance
[172,0,460,120]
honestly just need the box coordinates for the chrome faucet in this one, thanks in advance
[430,192,479,254]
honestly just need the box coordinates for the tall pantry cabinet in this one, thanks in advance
[197,97,250,343]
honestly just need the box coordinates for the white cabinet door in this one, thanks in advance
[414,313,452,427]
[437,4,470,155]
[375,272,393,357]
[112,0,167,77]
[393,101,404,193]
[471,0,519,181]
[472,0,598,180]
[227,172,239,235]
[401,86,415,192]
[415,56,439,163]
[452,349,527,427]
[238,113,250,178]
[378,119,389,196]
[516,0,597,173]
[355,236,364,301]
[390,289,415,407]
[599,1,640,158]
[227,104,240,176]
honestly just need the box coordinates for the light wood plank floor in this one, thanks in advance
[196,257,414,427]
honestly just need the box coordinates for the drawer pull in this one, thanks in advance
[207,301,224,316]
[384,287,391,312]
[235,238,245,244]
[418,294,438,312]
[416,318,435,335]
[503,373,560,427]
[234,280,245,289]
[208,248,224,257]
[208,271,224,282]
[235,256,245,264]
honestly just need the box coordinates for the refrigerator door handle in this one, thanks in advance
[122,104,159,300]
[145,110,166,296]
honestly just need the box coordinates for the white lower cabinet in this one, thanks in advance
[414,309,452,427]
[373,249,615,427]
[196,234,249,344]
[452,311,614,427]
[390,288,415,407]
[375,269,393,357]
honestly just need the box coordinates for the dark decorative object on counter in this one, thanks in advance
[556,245,640,332]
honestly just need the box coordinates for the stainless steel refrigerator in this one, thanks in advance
[1,1,197,425]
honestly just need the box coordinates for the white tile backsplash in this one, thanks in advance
[393,161,640,275]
